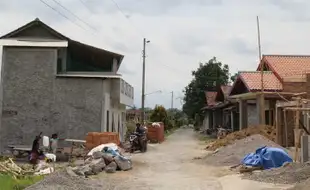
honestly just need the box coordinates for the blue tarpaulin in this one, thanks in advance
[241,146,292,169]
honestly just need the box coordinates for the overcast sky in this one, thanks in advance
[1,0,310,109]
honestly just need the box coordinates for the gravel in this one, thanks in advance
[243,162,310,185]
[25,171,103,190]
[203,134,285,166]
[289,177,310,190]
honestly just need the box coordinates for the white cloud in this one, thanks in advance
[2,0,310,109]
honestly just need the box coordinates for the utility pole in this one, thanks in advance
[171,91,174,109]
[141,38,150,123]
[257,16,265,125]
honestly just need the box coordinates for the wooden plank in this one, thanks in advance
[13,147,31,151]
[64,139,86,143]
[276,101,298,108]
[285,107,310,111]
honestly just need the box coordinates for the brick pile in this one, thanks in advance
[85,132,120,150]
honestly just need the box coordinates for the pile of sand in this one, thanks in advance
[205,125,276,151]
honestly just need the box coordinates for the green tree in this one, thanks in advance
[182,57,230,122]
[150,105,175,130]
[150,105,168,124]
[167,108,187,127]
[230,72,238,82]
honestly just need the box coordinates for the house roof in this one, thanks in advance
[215,85,232,102]
[238,71,283,91]
[220,85,232,97]
[258,55,310,80]
[204,91,217,106]
[0,18,124,69]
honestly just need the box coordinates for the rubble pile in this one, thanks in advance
[66,145,132,177]
[205,125,276,151]
[204,134,283,166]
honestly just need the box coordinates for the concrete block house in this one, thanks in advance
[0,18,134,151]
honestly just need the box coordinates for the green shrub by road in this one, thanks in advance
[0,174,43,190]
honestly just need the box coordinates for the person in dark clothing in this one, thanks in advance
[30,132,42,165]
[135,123,145,150]
[135,123,142,133]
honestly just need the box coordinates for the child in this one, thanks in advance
[50,133,59,154]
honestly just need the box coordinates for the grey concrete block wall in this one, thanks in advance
[0,47,103,151]
[248,104,259,126]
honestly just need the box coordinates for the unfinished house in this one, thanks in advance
[0,18,134,152]
[230,55,310,146]
[229,71,282,129]
[202,85,234,130]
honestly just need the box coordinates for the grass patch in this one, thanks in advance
[0,174,43,190]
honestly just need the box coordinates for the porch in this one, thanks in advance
[229,92,303,141]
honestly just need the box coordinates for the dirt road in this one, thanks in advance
[96,128,291,190]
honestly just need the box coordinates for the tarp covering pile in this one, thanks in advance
[241,146,292,169]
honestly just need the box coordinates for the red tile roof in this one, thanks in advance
[204,91,217,106]
[239,71,282,91]
[259,55,310,80]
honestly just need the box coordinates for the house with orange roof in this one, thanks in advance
[229,55,310,146]
[202,85,234,131]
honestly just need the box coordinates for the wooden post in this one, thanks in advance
[257,93,265,125]
[284,110,288,147]
[294,98,301,162]
[231,111,234,131]
[276,106,283,146]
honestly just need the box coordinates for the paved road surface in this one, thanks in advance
[96,128,291,190]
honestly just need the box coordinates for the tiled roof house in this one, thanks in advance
[230,55,310,96]
[204,91,217,106]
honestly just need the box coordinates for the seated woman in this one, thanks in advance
[29,133,45,167]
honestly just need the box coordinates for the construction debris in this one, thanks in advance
[67,143,132,177]
[0,157,35,178]
[205,125,276,151]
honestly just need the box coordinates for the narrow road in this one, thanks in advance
[97,128,291,190]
